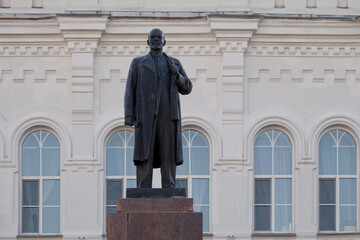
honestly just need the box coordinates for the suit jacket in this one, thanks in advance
[124,52,192,165]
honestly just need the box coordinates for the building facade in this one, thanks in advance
[0,0,360,239]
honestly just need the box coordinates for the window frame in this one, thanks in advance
[19,128,61,235]
[177,127,212,233]
[253,127,295,233]
[317,127,359,233]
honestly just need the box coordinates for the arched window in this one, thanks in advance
[319,129,357,232]
[177,129,210,232]
[105,129,136,213]
[21,129,60,234]
[254,129,293,233]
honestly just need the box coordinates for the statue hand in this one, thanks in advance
[170,65,179,75]
[124,117,134,126]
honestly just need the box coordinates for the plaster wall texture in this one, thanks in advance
[0,4,359,240]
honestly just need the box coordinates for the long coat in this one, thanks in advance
[124,53,192,167]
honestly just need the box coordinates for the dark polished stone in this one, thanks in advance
[117,198,193,212]
[106,212,127,240]
[126,187,186,198]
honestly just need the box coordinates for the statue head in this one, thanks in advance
[147,28,166,51]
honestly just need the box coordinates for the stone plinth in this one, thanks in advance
[107,198,202,240]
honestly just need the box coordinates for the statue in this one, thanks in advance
[124,28,193,188]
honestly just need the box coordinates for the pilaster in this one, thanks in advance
[210,17,259,162]
[58,17,107,162]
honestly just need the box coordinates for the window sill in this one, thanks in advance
[252,233,296,237]
[17,234,63,238]
[318,232,360,236]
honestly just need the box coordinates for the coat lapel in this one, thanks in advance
[142,53,156,74]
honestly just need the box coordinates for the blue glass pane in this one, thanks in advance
[107,133,124,147]
[127,179,137,188]
[275,206,292,232]
[106,148,125,176]
[177,147,189,175]
[319,206,335,231]
[127,131,135,147]
[189,130,197,143]
[194,205,209,232]
[254,147,272,175]
[255,206,271,231]
[43,180,60,205]
[255,180,270,204]
[275,179,292,204]
[340,179,356,204]
[22,207,39,233]
[176,179,187,190]
[23,132,40,148]
[107,180,123,205]
[254,131,271,146]
[191,147,209,175]
[107,206,117,213]
[319,132,337,175]
[182,131,190,147]
[23,181,39,205]
[274,147,292,175]
[42,148,60,176]
[192,133,208,147]
[339,147,356,175]
[340,206,357,232]
[126,148,136,176]
[319,180,335,204]
[22,148,40,176]
[192,179,209,205]
[339,131,356,146]
[275,132,291,147]
[42,132,59,147]
[43,207,60,233]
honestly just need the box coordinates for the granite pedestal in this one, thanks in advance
[107,189,202,240]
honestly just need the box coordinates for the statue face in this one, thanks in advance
[147,28,165,50]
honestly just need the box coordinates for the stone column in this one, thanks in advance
[210,18,258,162]
[59,17,107,161]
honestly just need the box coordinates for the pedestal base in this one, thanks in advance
[107,198,202,240]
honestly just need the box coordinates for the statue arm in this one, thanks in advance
[124,59,138,126]
[175,61,192,95]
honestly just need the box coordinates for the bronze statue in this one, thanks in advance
[124,28,192,188]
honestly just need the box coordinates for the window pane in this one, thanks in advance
[42,133,59,147]
[338,147,356,175]
[340,206,356,232]
[127,179,137,188]
[254,147,272,175]
[191,147,209,175]
[125,130,134,146]
[107,180,123,205]
[176,179,187,197]
[107,206,117,213]
[255,180,270,204]
[192,179,209,205]
[43,180,60,206]
[106,148,125,176]
[340,179,356,204]
[43,207,60,233]
[275,206,292,232]
[255,206,271,231]
[23,181,39,205]
[319,206,335,231]
[274,147,292,175]
[107,133,124,147]
[275,179,292,204]
[23,131,40,148]
[42,148,60,176]
[319,180,335,204]
[255,131,271,146]
[319,133,337,175]
[275,133,291,147]
[126,148,136,176]
[22,207,39,233]
[22,148,40,176]
[194,205,209,233]
[192,133,208,147]
[177,147,189,175]
[339,131,355,146]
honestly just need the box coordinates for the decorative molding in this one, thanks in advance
[246,45,359,57]
[96,44,220,56]
[0,69,68,83]
[0,45,70,57]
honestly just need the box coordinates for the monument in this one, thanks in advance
[106,29,202,240]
